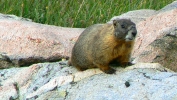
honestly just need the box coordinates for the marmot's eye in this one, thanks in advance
[121,24,125,28]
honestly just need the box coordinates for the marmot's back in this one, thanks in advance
[70,19,137,74]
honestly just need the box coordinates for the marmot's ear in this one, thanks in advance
[128,18,131,21]
[113,20,118,27]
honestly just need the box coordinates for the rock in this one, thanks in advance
[0,15,84,68]
[132,8,177,71]
[0,13,32,21]
[0,53,14,69]
[0,61,101,100]
[0,62,177,100]
[107,9,157,24]
[0,61,75,100]
[0,83,18,100]
[66,63,177,100]
[158,1,177,13]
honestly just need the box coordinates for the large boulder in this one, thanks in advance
[107,9,157,24]
[0,14,84,68]
[158,1,177,13]
[0,13,32,21]
[132,8,177,71]
[0,62,176,100]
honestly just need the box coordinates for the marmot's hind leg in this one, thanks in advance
[75,65,88,71]
[67,59,72,66]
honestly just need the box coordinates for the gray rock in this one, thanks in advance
[1,62,177,100]
[0,13,32,21]
[158,1,177,13]
[108,9,157,24]
[0,83,19,100]
[67,69,177,100]
[108,1,177,24]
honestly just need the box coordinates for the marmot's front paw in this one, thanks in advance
[103,68,116,74]
[121,62,134,67]
[127,62,134,66]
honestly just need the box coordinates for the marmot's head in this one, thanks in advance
[113,19,137,41]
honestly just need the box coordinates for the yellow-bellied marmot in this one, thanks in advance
[69,19,137,74]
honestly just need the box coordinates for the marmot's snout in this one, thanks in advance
[125,25,137,41]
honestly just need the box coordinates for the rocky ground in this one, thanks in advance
[0,1,177,100]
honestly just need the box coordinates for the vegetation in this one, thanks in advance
[0,0,175,28]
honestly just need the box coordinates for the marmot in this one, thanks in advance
[69,19,137,74]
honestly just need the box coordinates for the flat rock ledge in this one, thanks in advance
[0,62,177,100]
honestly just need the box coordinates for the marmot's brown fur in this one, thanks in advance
[69,19,137,74]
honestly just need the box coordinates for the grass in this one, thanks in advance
[0,0,175,28]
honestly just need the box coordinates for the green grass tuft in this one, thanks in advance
[0,0,175,28]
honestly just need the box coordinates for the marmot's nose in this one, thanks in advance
[132,32,137,37]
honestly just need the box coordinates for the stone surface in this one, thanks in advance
[0,61,74,100]
[108,9,157,24]
[0,62,177,100]
[66,65,177,100]
[0,16,84,68]
[158,1,177,13]
[132,8,177,71]
[0,13,32,21]
[0,61,102,100]
[0,83,18,100]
